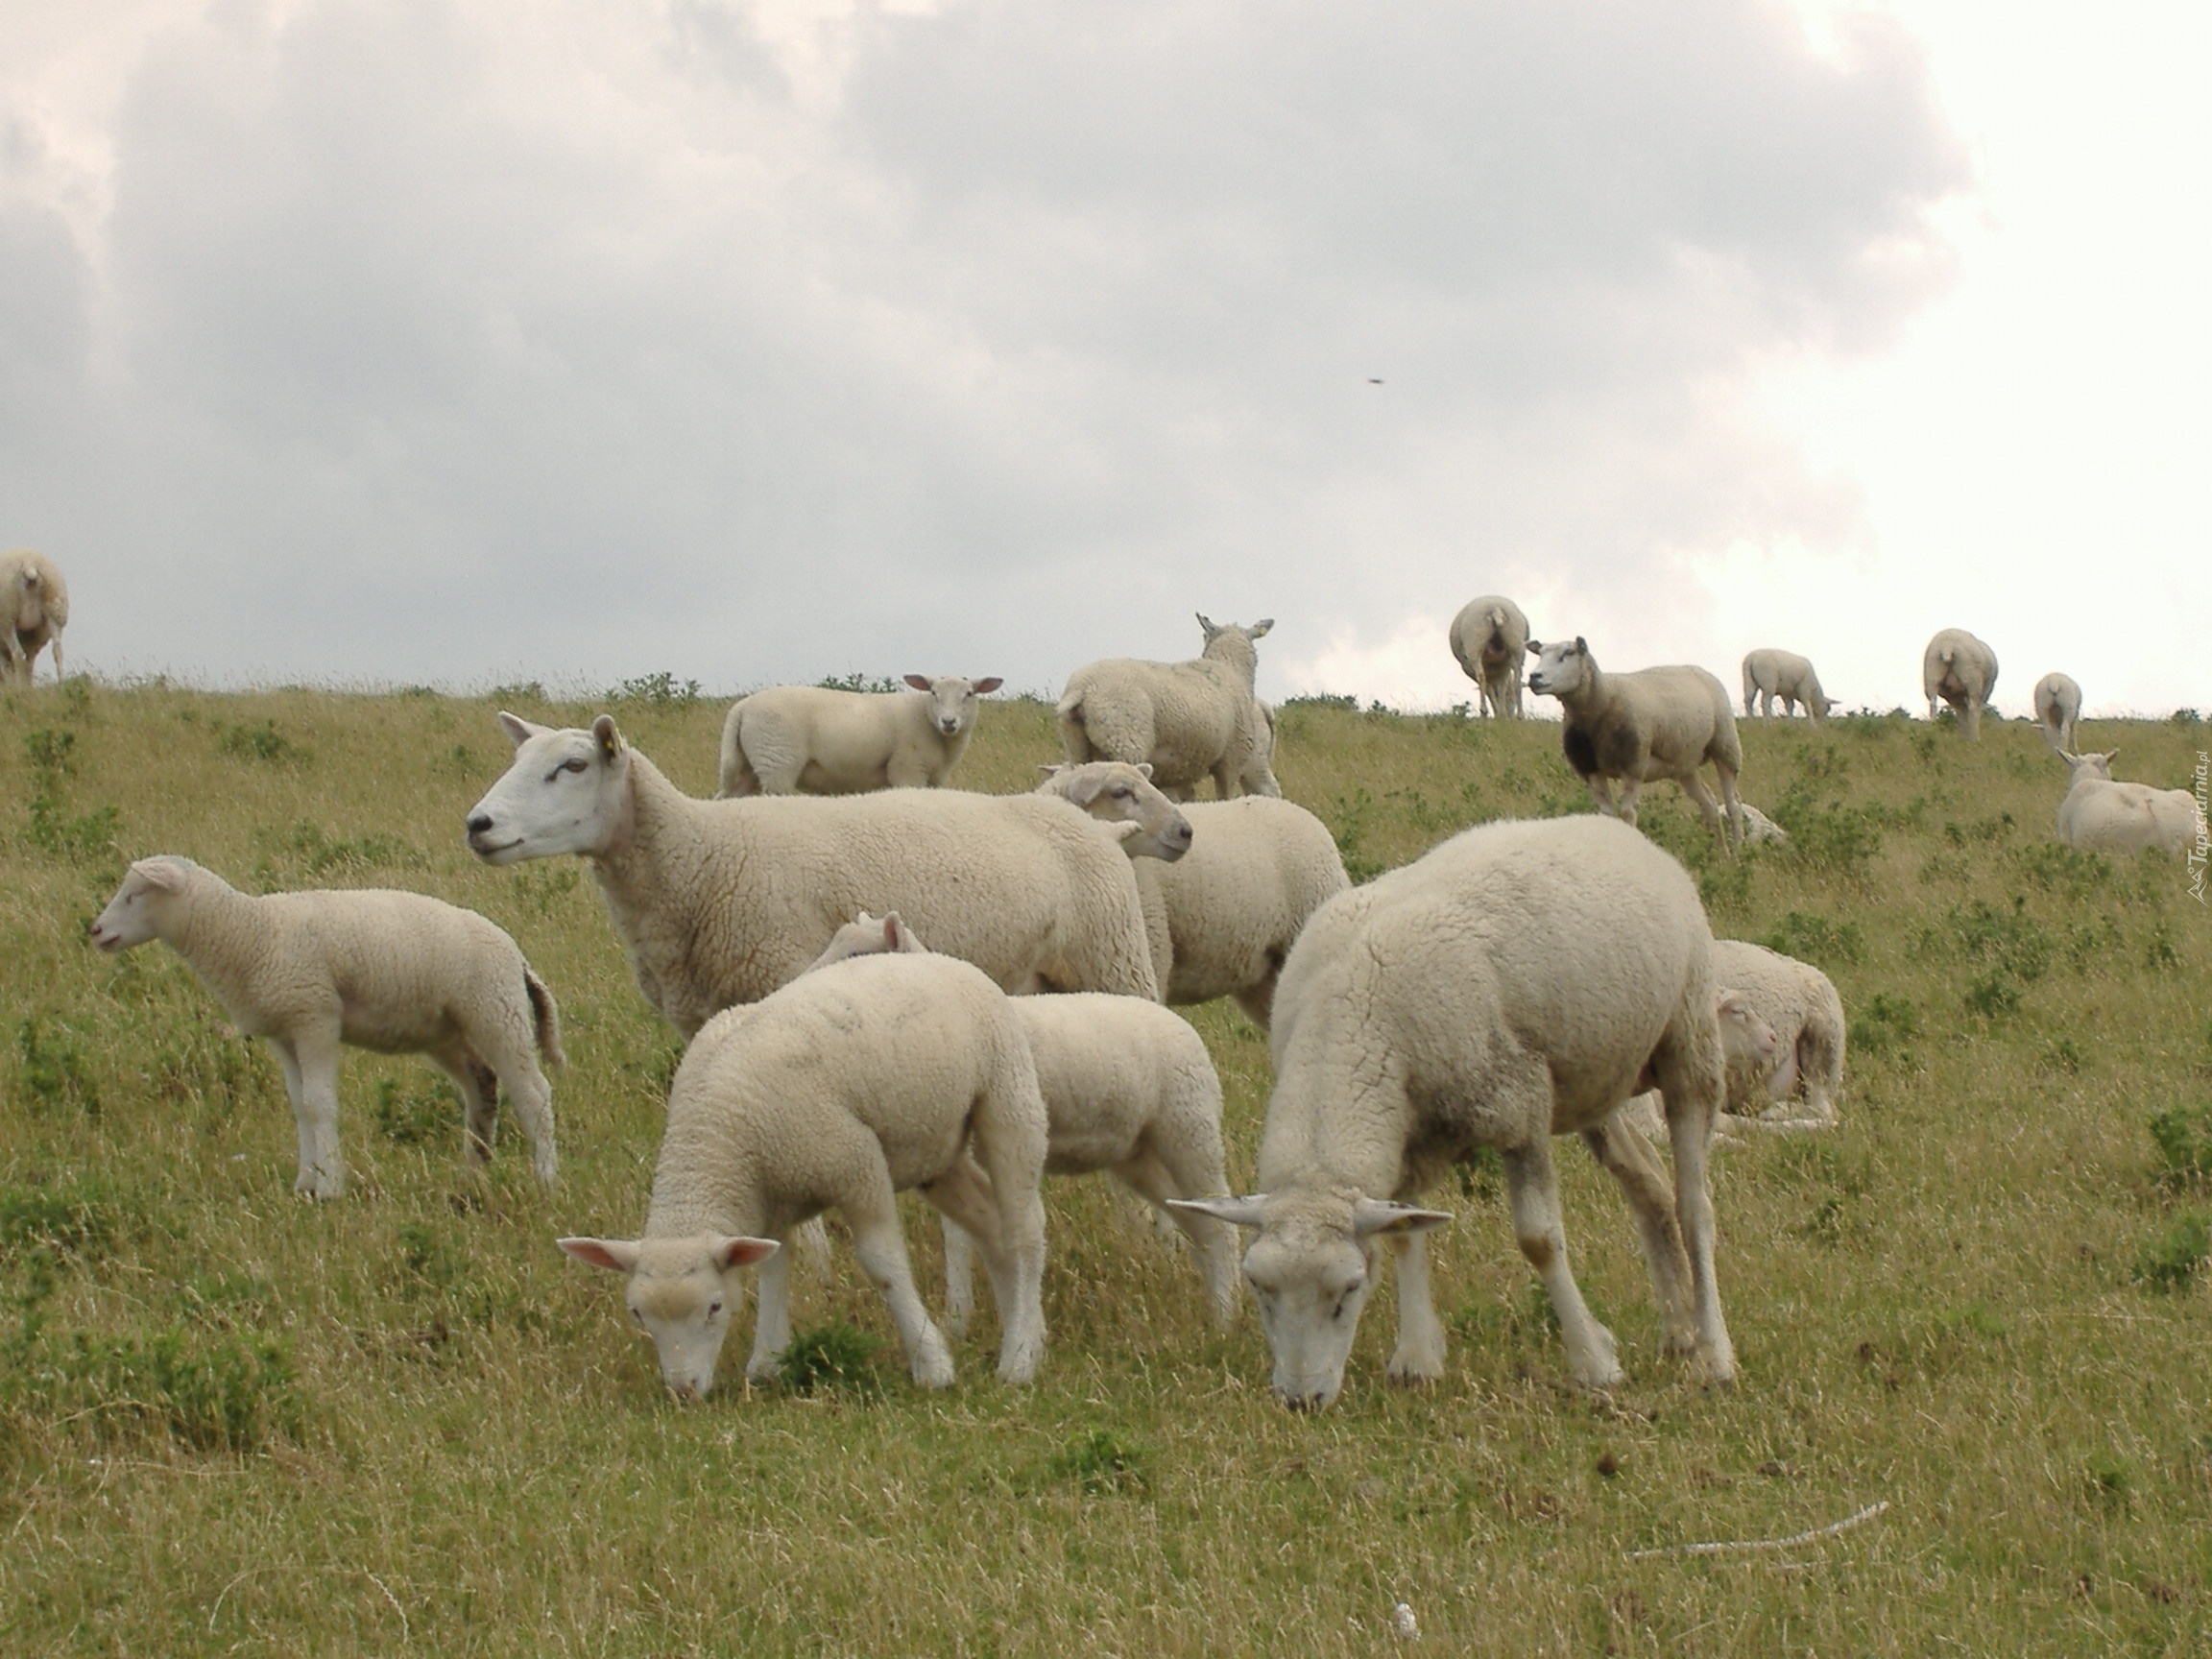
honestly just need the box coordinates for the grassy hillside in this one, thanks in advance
[1,679,2207,1656]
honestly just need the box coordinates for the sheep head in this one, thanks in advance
[1035,760,1193,860]
[558,1234,779,1401]
[1526,637,1594,699]
[902,674,1003,739]
[468,713,634,864]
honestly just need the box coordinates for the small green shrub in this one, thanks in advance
[2,1324,298,1453]
[0,1174,136,1260]
[217,719,308,764]
[610,671,702,705]
[1329,788,1384,884]
[2132,1214,2211,1291]
[1963,972,2021,1022]
[2149,1106,2212,1186]
[23,728,77,774]
[1934,898,2052,982]
[1770,782,1884,880]
[397,1221,465,1291]
[1850,993,1920,1058]
[813,672,900,695]
[14,1017,100,1117]
[2016,842,2112,900]
[775,1323,886,1399]
[373,1078,456,1146]
[1759,910,1864,968]
[1048,1428,1150,1494]
[2040,1037,2085,1074]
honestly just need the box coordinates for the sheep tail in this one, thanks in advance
[525,968,565,1071]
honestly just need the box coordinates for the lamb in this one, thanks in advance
[1,549,68,686]
[89,856,560,1199]
[2054,750,2203,856]
[805,912,1239,1330]
[1740,649,1835,723]
[558,951,1049,1396]
[716,673,1003,797]
[465,714,1159,1040]
[1623,941,1844,1135]
[1448,596,1530,718]
[1923,628,2000,738]
[1617,988,1781,1140]
[1056,615,1274,799]
[1526,637,1746,852]
[1740,804,1790,846]
[1050,784,1352,1028]
[1173,814,1738,1407]
[2033,672,2083,755]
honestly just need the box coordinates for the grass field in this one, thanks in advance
[2,677,2208,1655]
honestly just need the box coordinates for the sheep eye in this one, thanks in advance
[560,758,589,775]
[707,1299,724,1317]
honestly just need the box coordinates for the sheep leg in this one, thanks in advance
[1500,1139,1621,1388]
[936,1211,975,1339]
[1654,1052,1737,1385]
[428,1044,498,1166]
[1584,774,1621,818]
[1581,1120,1696,1357]
[845,1167,957,1390]
[1230,973,1278,1031]
[961,1094,1048,1384]
[284,1028,347,1200]
[920,1159,1018,1361]
[1613,778,1643,827]
[1383,1230,1448,1385]
[471,1023,560,1188]
[1115,1146,1239,1327]
[923,1152,1042,1383]
[744,1239,795,1382]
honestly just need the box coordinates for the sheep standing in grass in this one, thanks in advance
[2033,672,2083,755]
[1057,616,1274,799]
[467,714,1159,1040]
[1174,815,1737,1407]
[1741,649,1834,723]
[90,857,561,1198]
[716,674,1002,797]
[1449,596,1530,718]
[559,951,1049,1396]
[1526,637,1746,853]
[805,913,1239,1331]
[2055,750,2203,856]
[1923,629,1999,738]
[1,549,67,685]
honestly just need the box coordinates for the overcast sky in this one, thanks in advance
[4,0,2204,714]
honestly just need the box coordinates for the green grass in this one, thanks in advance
[1,681,2208,1653]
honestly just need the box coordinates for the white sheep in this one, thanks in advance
[1050,784,1351,1028]
[2033,672,2083,755]
[1923,628,1999,739]
[1739,804,1790,846]
[1239,699,1284,797]
[2055,749,2203,856]
[558,951,1049,1396]
[1174,814,1738,1407]
[1624,940,1845,1136]
[466,714,1159,1040]
[1032,760,1193,862]
[2,549,68,686]
[804,912,1239,1330]
[715,674,1003,797]
[1740,649,1834,723]
[1448,596,1530,718]
[90,856,560,1198]
[1056,615,1274,799]
[1617,987,1781,1141]
[1526,637,1747,852]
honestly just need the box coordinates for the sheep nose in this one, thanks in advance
[466,812,493,835]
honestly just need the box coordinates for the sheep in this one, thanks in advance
[715,673,1003,797]
[1623,941,1844,1137]
[1740,649,1834,723]
[804,912,1239,1330]
[1032,761,1194,862]
[1049,783,1351,1029]
[465,714,1159,1040]
[1173,814,1738,1407]
[1740,804,1790,846]
[2033,672,2083,755]
[1448,596,1530,718]
[1923,628,1999,738]
[1617,987,1780,1141]
[1240,699,1284,797]
[1526,637,1746,853]
[89,856,560,1199]
[1056,615,1274,799]
[2054,749,2203,856]
[558,951,1049,1396]
[1,549,68,686]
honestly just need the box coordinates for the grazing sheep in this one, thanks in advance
[1,549,67,685]
[1526,637,1746,853]
[804,913,1239,1330]
[558,951,1049,1395]
[466,715,1159,1040]
[716,674,1003,797]
[2055,750,2203,856]
[90,857,560,1199]
[1618,988,1781,1140]
[1057,615,1274,799]
[1174,815,1737,1407]
[1923,629,2000,739]
[1449,596,1531,718]
[1740,804,1790,846]
[2033,672,2083,755]
[1740,649,1835,723]
[1032,761,1193,862]
[1053,786,1351,1029]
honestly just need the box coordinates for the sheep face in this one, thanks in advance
[1716,990,1780,1077]
[1173,1191,1449,1409]
[90,859,191,951]
[1037,761,1194,860]
[468,714,631,864]
[903,674,1003,739]
[558,1235,779,1401]
[1525,637,1594,699]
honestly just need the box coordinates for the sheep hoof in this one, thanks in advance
[1384,1350,1445,1388]
[911,1333,958,1391]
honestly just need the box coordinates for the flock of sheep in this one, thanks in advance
[13,541,2205,1411]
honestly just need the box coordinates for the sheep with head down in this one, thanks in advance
[1923,629,1999,739]
[1448,595,1530,718]
[1740,649,1834,723]
[2033,672,2082,755]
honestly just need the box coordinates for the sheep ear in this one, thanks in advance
[1062,769,1106,805]
[1135,762,1154,779]
[884,913,921,950]
[1574,636,1588,655]
[1526,639,1543,656]
[972,677,1002,694]
[1249,618,1273,638]
[1167,1194,1267,1229]
[1351,1199,1452,1238]
[130,857,186,892]
[496,711,546,749]
[1196,613,1216,637]
[558,1237,642,1273]
[903,674,933,692]
[1036,762,1066,777]
[590,715,623,760]
[710,1236,779,1271]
